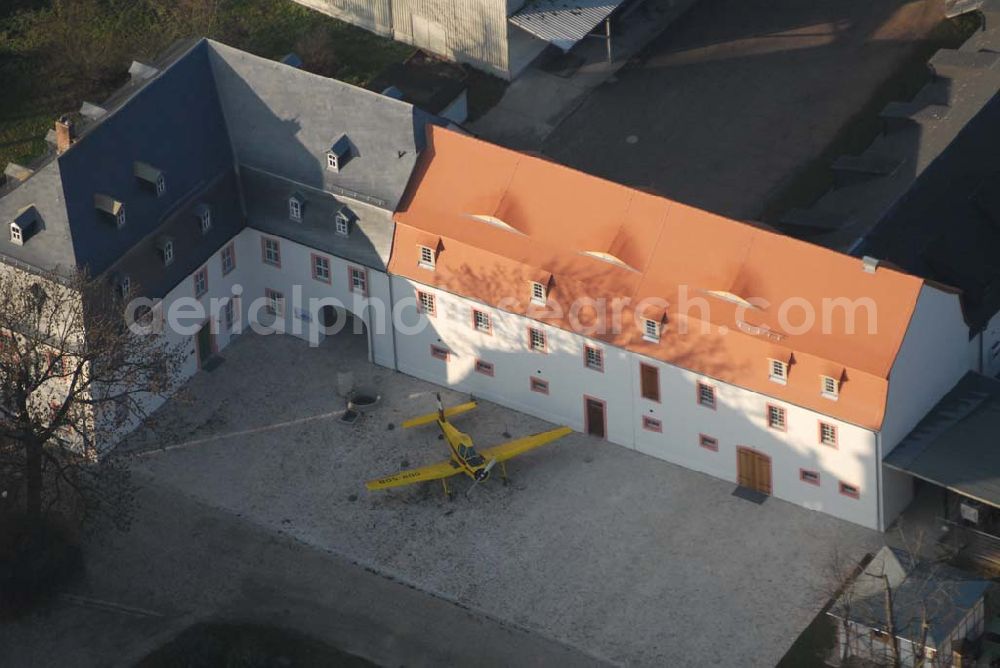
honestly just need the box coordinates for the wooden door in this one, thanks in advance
[736,447,772,495]
[585,397,606,439]
[196,322,213,368]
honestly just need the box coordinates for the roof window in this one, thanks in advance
[94,194,126,228]
[326,135,352,173]
[134,162,165,197]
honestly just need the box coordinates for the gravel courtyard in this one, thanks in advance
[129,331,880,666]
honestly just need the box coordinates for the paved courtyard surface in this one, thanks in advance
[541,0,943,219]
[117,332,879,666]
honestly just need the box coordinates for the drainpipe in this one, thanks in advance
[388,275,399,371]
[875,430,885,532]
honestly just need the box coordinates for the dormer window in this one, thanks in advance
[335,210,350,236]
[94,194,125,228]
[531,281,546,304]
[289,195,303,222]
[643,319,660,343]
[156,237,174,266]
[10,206,41,246]
[418,245,435,269]
[326,135,351,173]
[10,223,22,244]
[822,375,840,400]
[769,359,788,384]
[134,162,165,197]
[195,204,212,234]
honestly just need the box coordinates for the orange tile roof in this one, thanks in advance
[391,126,927,430]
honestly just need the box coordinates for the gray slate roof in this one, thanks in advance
[885,371,1000,508]
[0,37,436,296]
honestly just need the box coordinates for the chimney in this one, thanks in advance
[862,256,879,274]
[55,115,75,154]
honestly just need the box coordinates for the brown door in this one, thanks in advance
[196,322,213,368]
[585,397,606,439]
[736,447,772,495]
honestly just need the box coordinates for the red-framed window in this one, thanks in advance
[220,242,236,275]
[642,416,662,433]
[530,376,549,394]
[699,434,718,451]
[819,422,838,448]
[417,291,436,316]
[800,469,821,486]
[839,481,860,499]
[767,404,787,431]
[430,344,450,361]
[584,345,604,372]
[193,267,208,298]
[264,288,284,316]
[349,266,368,296]
[474,359,494,377]
[472,309,492,334]
[528,327,546,353]
[697,382,715,409]
[311,253,331,283]
[640,363,660,401]
[261,236,281,267]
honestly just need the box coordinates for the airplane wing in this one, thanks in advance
[479,426,573,463]
[401,400,478,428]
[365,459,461,490]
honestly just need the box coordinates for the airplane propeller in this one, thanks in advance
[466,458,497,497]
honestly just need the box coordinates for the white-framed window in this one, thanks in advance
[473,309,491,334]
[155,173,166,197]
[417,291,436,316]
[193,267,208,297]
[199,206,212,234]
[335,211,350,236]
[531,281,546,304]
[262,237,280,266]
[585,345,603,371]
[312,254,331,283]
[769,359,788,383]
[288,197,302,221]
[820,422,837,447]
[265,288,284,316]
[822,375,839,400]
[418,245,435,269]
[350,267,367,295]
[161,240,174,266]
[327,152,339,171]
[528,327,546,352]
[115,208,126,228]
[221,243,235,275]
[643,319,660,342]
[119,275,130,298]
[10,223,22,244]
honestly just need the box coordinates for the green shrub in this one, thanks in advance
[0,513,84,619]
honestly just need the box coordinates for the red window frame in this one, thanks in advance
[472,309,492,335]
[193,266,208,298]
[348,266,368,296]
[430,344,450,361]
[474,359,494,377]
[640,363,660,402]
[220,242,236,276]
[584,345,604,372]
[528,327,547,353]
[696,382,716,409]
[800,469,821,486]
[311,253,332,284]
[699,434,718,451]
[766,404,787,431]
[264,288,284,316]
[261,236,281,267]
[416,291,436,316]
[642,416,662,433]
[819,421,838,448]
[839,481,860,499]
[529,376,549,394]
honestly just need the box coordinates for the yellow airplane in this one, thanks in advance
[366,393,573,498]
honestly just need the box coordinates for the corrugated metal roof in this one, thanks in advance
[509,0,625,51]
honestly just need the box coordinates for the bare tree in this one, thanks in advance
[0,267,185,529]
